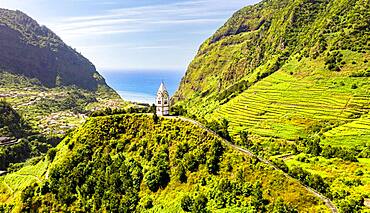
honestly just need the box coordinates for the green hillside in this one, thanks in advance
[0,101,60,171]
[0,9,126,135]
[0,100,30,138]
[174,0,370,211]
[174,0,370,139]
[1,114,329,212]
[175,0,369,102]
[175,0,370,141]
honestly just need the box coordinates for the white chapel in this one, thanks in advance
[156,82,170,116]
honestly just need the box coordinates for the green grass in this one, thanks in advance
[0,159,48,206]
[211,54,370,141]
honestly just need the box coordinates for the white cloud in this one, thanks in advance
[47,0,252,38]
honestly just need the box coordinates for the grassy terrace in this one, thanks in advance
[208,56,370,211]
[0,160,48,205]
[212,57,370,143]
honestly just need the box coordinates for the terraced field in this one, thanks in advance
[212,62,370,142]
[323,115,370,147]
[0,159,48,204]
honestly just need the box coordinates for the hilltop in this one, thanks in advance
[0,114,329,212]
[174,0,370,211]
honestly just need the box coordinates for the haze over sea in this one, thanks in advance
[103,70,183,104]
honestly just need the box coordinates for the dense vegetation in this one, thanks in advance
[14,114,327,212]
[0,100,29,137]
[0,101,61,170]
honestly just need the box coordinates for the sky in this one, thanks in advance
[0,0,260,73]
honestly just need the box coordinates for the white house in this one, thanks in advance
[156,82,170,116]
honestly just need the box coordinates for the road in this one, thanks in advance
[167,116,338,213]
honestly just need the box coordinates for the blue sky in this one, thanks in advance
[1,0,260,73]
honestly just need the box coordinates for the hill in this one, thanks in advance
[174,0,370,141]
[174,0,370,211]
[0,8,107,90]
[0,8,125,134]
[1,114,329,212]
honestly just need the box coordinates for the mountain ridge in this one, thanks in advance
[174,0,369,102]
[173,0,370,211]
[0,8,107,90]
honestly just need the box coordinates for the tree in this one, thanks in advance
[150,104,156,113]
[153,112,159,124]
[177,163,187,183]
[240,130,251,146]
[47,148,57,162]
[192,194,208,213]
[181,195,194,212]
[304,137,322,156]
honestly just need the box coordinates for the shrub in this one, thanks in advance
[46,148,57,162]
[185,153,199,172]
[325,51,343,71]
[177,163,187,183]
[192,194,208,213]
[181,195,194,212]
[354,169,364,176]
[153,112,159,124]
[239,130,251,147]
[338,196,364,213]
[272,158,289,173]
[143,197,153,209]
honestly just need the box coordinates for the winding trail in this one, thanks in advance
[15,173,42,183]
[167,116,338,213]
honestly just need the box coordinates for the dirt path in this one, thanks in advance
[167,116,338,213]
[15,174,42,183]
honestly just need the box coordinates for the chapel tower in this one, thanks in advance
[156,82,170,116]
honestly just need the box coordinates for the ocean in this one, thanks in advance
[102,70,184,104]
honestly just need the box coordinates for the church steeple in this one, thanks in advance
[156,81,170,116]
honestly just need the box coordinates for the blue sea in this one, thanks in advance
[102,70,184,104]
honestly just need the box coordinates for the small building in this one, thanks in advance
[156,82,170,116]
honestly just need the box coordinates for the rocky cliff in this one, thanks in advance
[0,8,107,90]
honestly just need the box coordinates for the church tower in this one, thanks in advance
[156,82,170,116]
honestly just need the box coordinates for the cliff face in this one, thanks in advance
[174,0,370,102]
[0,9,106,90]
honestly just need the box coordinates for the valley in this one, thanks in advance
[1,0,370,212]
